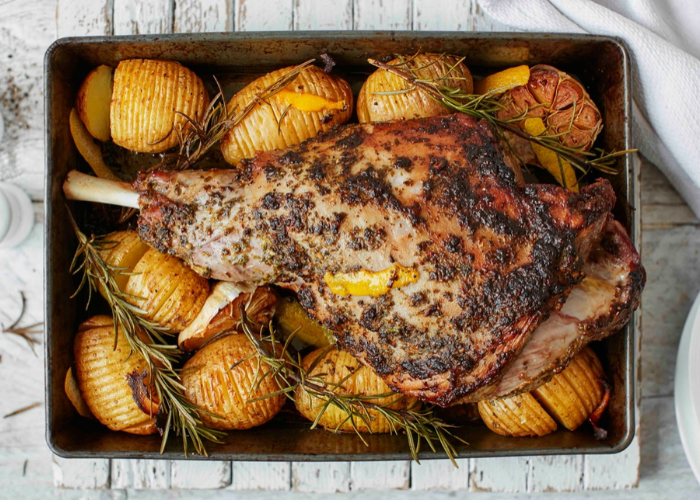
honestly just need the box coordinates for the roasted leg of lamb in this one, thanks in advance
[64,114,644,406]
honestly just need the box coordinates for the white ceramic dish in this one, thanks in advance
[675,290,700,485]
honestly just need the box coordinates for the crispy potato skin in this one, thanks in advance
[73,315,158,434]
[220,65,353,165]
[531,347,605,430]
[76,65,113,142]
[478,392,557,437]
[295,347,418,433]
[116,244,209,333]
[357,54,473,123]
[181,334,286,430]
[110,59,209,153]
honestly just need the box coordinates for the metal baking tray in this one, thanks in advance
[45,32,637,460]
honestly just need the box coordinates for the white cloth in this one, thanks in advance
[479,0,700,217]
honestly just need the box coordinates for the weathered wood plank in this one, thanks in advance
[0,0,58,200]
[584,436,640,490]
[113,0,174,35]
[528,455,584,492]
[469,457,529,492]
[413,0,472,31]
[52,457,110,489]
[641,224,700,398]
[57,0,113,37]
[294,0,353,30]
[111,460,171,489]
[230,462,291,491]
[235,0,293,31]
[354,0,412,30]
[291,462,351,493]
[174,0,231,33]
[410,459,469,490]
[350,460,410,490]
[170,461,231,489]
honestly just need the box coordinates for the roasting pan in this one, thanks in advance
[45,32,638,460]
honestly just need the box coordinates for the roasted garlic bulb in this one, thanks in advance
[100,230,210,333]
[478,347,607,438]
[295,347,417,433]
[178,283,277,351]
[497,64,602,151]
[181,334,286,430]
[110,59,209,153]
[220,65,353,165]
[357,53,473,123]
[73,315,158,434]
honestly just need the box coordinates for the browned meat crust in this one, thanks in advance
[135,114,615,406]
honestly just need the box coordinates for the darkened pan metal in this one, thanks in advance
[45,32,636,461]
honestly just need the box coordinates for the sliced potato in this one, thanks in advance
[76,65,113,142]
[531,347,605,431]
[478,392,557,437]
[357,53,473,123]
[69,108,120,181]
[73,315,158,434]
[99,230,150,292]
[181,334,286,430]
[220,65,353,165]
[295,347,417,433]
[124,247,210,333]
[275,295,334,348]
[64,367,94,419]
[110,59,209,153]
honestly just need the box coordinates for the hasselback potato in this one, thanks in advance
[478,392,557,437]
[295,347,417,433]
[531,347,605,431]
[478,347,607,437]
[99,231,210,333]
[73,315,158,434]
[181,334,286,430]
[110,59,209,153]
[357,53,473,123]
[220,65,353,165]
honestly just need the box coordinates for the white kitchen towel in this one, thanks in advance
[479,0,700,218]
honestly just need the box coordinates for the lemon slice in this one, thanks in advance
[523,117,579,192]
[474,65,530,95]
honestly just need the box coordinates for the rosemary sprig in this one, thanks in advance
[1,291,42,353]
[239,311,466,466]
[151,59,316,172]
[67,209,226,456]
[367,57,635,179]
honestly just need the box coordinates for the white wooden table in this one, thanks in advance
[0,0,699,497]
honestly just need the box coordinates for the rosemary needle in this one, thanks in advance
[3,402,41,419]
